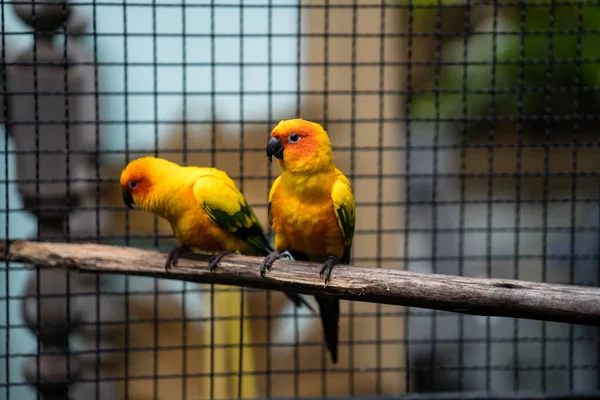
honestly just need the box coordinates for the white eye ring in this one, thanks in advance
[128,180,138,190]
[288,133,301,143]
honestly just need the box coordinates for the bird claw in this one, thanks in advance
[165,246,190,273]
[319,255,339,287]
[260,251,282,278]
[208,250,230,272]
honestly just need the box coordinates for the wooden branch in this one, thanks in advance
[2,239,600,327]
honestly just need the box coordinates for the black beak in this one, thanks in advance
[122,189,135,209]
[266,137,284,163]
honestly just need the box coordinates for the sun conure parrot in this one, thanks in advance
[259,118,356,364]
[119,156,314,397]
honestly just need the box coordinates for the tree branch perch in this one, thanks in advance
[2,239,600,327]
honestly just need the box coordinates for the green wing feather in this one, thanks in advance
[331,169,356,264]
[193,170,272,255]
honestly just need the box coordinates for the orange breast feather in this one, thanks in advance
[271,188,345,261]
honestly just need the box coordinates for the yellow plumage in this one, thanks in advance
[268,168,355,263]
[262,118,356,364]
[120,157,261,399]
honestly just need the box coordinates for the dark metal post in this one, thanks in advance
[4,1,122,398]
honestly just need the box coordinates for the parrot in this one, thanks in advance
[119,156,314,308]
[119,156,314,397]
[259,118,356,364]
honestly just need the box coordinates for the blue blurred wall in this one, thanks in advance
[0,1,301,398]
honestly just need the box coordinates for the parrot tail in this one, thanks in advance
[286,292,316,312]
[314,294,340,364]
[255,237,316,313]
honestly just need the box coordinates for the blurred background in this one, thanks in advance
[1,0,599,399]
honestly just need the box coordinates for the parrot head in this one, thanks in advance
[120,156,177,211]
[267,118,334,173]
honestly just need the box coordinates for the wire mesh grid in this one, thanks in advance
[1,0,600,399]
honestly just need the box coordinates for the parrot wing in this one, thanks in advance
[193,172,273,255]
[331,169,356,264]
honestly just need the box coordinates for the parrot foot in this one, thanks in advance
[165,246,191,273]
[259,251,282,278]
[208,250,230,272]
[319,255,340,286]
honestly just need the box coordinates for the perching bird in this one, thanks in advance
[119,156,313,310]
[260,118,356,364]
[119,156,314,397]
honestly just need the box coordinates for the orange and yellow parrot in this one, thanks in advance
[260,118,356,364]
[119,156,313,397]
[119,156,313,308]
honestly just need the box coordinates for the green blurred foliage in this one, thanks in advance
[409,1,600,135]
[407,0,466,33]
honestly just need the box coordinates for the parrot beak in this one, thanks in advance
[266,137,284,162]
[122,188,135,209]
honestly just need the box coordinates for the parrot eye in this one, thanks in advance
[288,133,301,143]
[128,180,138,190]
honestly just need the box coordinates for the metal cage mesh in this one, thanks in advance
[1,1,600,399]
